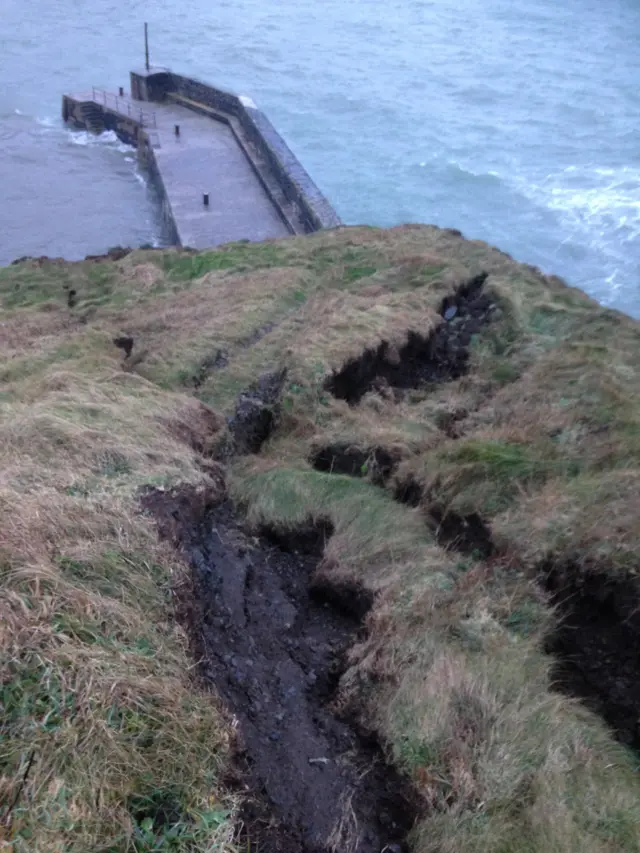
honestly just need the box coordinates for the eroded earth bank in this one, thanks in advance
[2,226,640,853]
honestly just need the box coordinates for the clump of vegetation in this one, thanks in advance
[2,225,640,852]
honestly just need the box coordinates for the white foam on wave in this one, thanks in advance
[516,165,640,235]
[36,115,58,129]
[512,163,640,301]
[445,158,504,183]
[68,128,135,155]
[544,166,640,234]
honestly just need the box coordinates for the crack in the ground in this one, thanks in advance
[226,369,288,455]
[428,507,495,558]
[325,272,491,404]
[312,446,497,560]
[143,489,418,853]
[192,323,279,388]
[311,443,399,485]
[543,562,640,750]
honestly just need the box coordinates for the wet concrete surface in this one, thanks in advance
[69,90,291,249]
[151,101,291,248]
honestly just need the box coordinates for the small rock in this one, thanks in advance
[444,305,458,321]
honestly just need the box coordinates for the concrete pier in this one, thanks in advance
[62,70,340,249]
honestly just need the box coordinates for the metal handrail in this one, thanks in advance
[91,87,157,128]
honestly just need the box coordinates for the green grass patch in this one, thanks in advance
[429,439,583,515]
[0,263,74,308]
[232,464,429,564]
[1,655,74,738]
[161,242,292,281]
[55,550,166,608]
[490,360,521,384]
[305,244,383,279]
[445,439,580,483]
[343,264,379,282]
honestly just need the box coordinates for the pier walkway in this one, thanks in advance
[148,98,291,247]
[64,77,327,249]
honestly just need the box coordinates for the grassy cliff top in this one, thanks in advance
[1,225,639,852]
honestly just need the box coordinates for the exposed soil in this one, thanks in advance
[428,508,495,559]
[227,369,288,455]
[142,486,418,853]
[325,272,491,404]
[392,475,424,508]
[85,245,133,263]
[238,320,277,349]
[10,254,66,266]
[543,562,640,750]
[311,443,398,485]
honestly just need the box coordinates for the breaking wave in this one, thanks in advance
[67,128,135,155]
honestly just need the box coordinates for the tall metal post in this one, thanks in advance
[144,23,150,71]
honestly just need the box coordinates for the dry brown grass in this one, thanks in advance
[0,300,236,849]
[2,225,640,852]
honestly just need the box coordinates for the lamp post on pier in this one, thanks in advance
[144,23,150,71]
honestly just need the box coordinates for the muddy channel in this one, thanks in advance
[143,487,417,853]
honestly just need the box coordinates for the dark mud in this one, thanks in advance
[428,508,495,559]
[311,443,398,486]
[392,475,424,508]
[325,272,490,404]
[113,334,134,358]
[226,369,288,455]
[85,245,133,262]
[143,487,418,853]
[543,563,640,750]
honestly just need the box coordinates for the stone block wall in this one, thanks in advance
[62,95,141,148]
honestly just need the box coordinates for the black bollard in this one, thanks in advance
[174,124,180,137]
[119,86,124,97]
[203,193,209,207]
